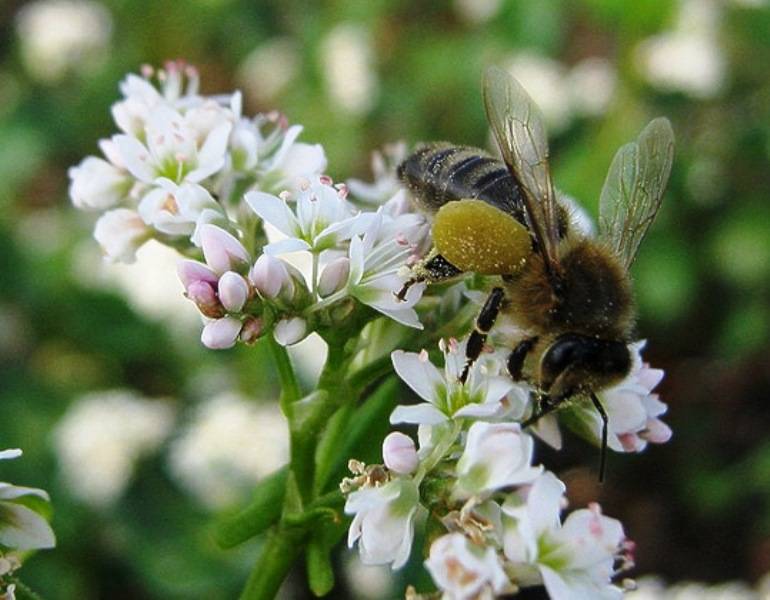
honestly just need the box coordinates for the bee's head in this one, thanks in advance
[540,333,631,399]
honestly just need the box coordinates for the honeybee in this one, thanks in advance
[397,67,674,478]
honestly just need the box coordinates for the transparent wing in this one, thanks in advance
[598,118,675,270]
[482,66,561,272]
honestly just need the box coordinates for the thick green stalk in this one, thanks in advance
[239,526,307,600]
[266,335,302,416]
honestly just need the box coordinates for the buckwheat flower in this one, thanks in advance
[218,271,249,313]
[273,316,308,346]
[52,390,174,508]
[454,422,542,499]
[502,472,626,600]
[199,224,250,275]
[318,256,350,297]
[177,259,223,318]
[345,478,423,569]
[345,210,426,328]
[68,156,132,211]
[565,341,672,453]
[347,143,407,205]
[248,254,294,300]
[245,178,366,255]
[201,316,243,349]
[137,179,222,237]
[382,432,418,475]
[0,449,55,551]
[390,339,526,426]
[113,104,231,186]
[93,208,151,263]
[425,532,511,600]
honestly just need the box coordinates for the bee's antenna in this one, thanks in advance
[590,392,608,483]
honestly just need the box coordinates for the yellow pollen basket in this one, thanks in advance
[433,199,531,275]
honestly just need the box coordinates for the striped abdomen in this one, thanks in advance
[397,143,528,226]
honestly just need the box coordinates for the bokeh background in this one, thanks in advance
[1,0,770,598]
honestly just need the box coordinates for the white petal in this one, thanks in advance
[0,502,56,550]
[245,191,299,236]
[113,134,155,182]
[0,450,21,461]
[263,238,311,255]
[0,483,50,502]
[391,350,444,404]
[389,404,447,426]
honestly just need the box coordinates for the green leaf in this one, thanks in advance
[213,467,288,549]
[314,403,354,496]
[305,535,335,597]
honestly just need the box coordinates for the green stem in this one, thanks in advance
[239,526,307,600]
[414,420,462,487]
[302,289,348,315]
[267,335,301,415]
[348,353,394,392]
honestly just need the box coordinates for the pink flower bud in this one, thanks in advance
[177,259,218,289]
[187,280,224,317]
[218,271,249,312]
[199,224,249,274]
[201,317,242,349]
[318,256,350,298]
[273,317,307,346]
[382,432,418,475]
[239,317,263,344]
[249,254,291,299]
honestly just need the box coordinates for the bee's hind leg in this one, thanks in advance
[459,287,505,383]
[395,250,463,301]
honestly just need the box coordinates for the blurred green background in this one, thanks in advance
[1,0,770,597]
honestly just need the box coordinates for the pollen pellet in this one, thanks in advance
[433,199,531,274]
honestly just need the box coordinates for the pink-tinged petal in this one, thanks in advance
[249,254,290,299]
[199,224,249,274]
[642,393,668,418]
[637,366,664,392]
[245,191,298,236]
[389,404,447,426]
[201,317,241,349]
[218,271,249,312]
[618,432,645,452]
[318,257,350,297]
[391,350,444,404]
[643,418,672,444]
[113,134,155,182]
[604,391,648,433]
[263,238,311,255]
[382,432,419,475]
[239,317,264,344]
[177,259,217,288]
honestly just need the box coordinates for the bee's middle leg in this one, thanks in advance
[395,250,463,301]
[459,287,505,383]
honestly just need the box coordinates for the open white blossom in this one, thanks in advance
[0,450,55,551]
[347,143,408,205]
[52,390,174,507]
[168,393,289,509]
[345,478,423,569]
[425,532,511,600]
[137,179,223,237]
[93,208,151,263]
[390,339,527,426]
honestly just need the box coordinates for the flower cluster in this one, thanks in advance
[70,62,430,348]
[343,339,666,599]
[0,449,55,599]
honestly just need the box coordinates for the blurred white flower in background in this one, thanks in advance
[453,0,502,25]
[320,24,378,116]
[342,554,393,600]
[168,392,289,509]
[237,38,300,104]
[627,576,758,599]
[504,53,571,133]
[636,0,726,99]
[568,57,617,118]
[15,0,112,83]
[52,390,174,508]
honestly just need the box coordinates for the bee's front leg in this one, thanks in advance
[459,287,505,383]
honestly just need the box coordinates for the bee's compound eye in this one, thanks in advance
[433,199,530,275]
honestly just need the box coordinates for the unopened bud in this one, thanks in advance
[178,259,218,288]
[273,317,307,346]
[382,432,419,475]
[187,280,223,318]
[249,254,291,299]
[201,316,242,349]
[239,316,263,344]
[218,271,249,312]
[199,224,249,274]
[318,256,350,298]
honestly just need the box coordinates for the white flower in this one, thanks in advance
[52,390,174,507]
[93,208,151,263]
[390,339,527,426]
[345,478,422,569]
[455,422,542,498]
[320,24,378,115]
[567,58,616,118]
[346,210,425,328]
[504,53,572,133]
[201,316,243,349]
[113,104,231,185]
[168,393,289,510]
[0,450,55,551]
[246,178,366,254]
[199,224,250,275]
[347,143,408,205]
[273,316,308,346]
[15,0,112,83]
[236,38,300,104]
[502,472,626,600]
[565,341,672,453]
[68,156,132,210]
[425,532,511,600]
[137,179,222,237]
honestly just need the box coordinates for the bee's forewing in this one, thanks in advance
[598,117,675,270]
[482,66,561,272]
